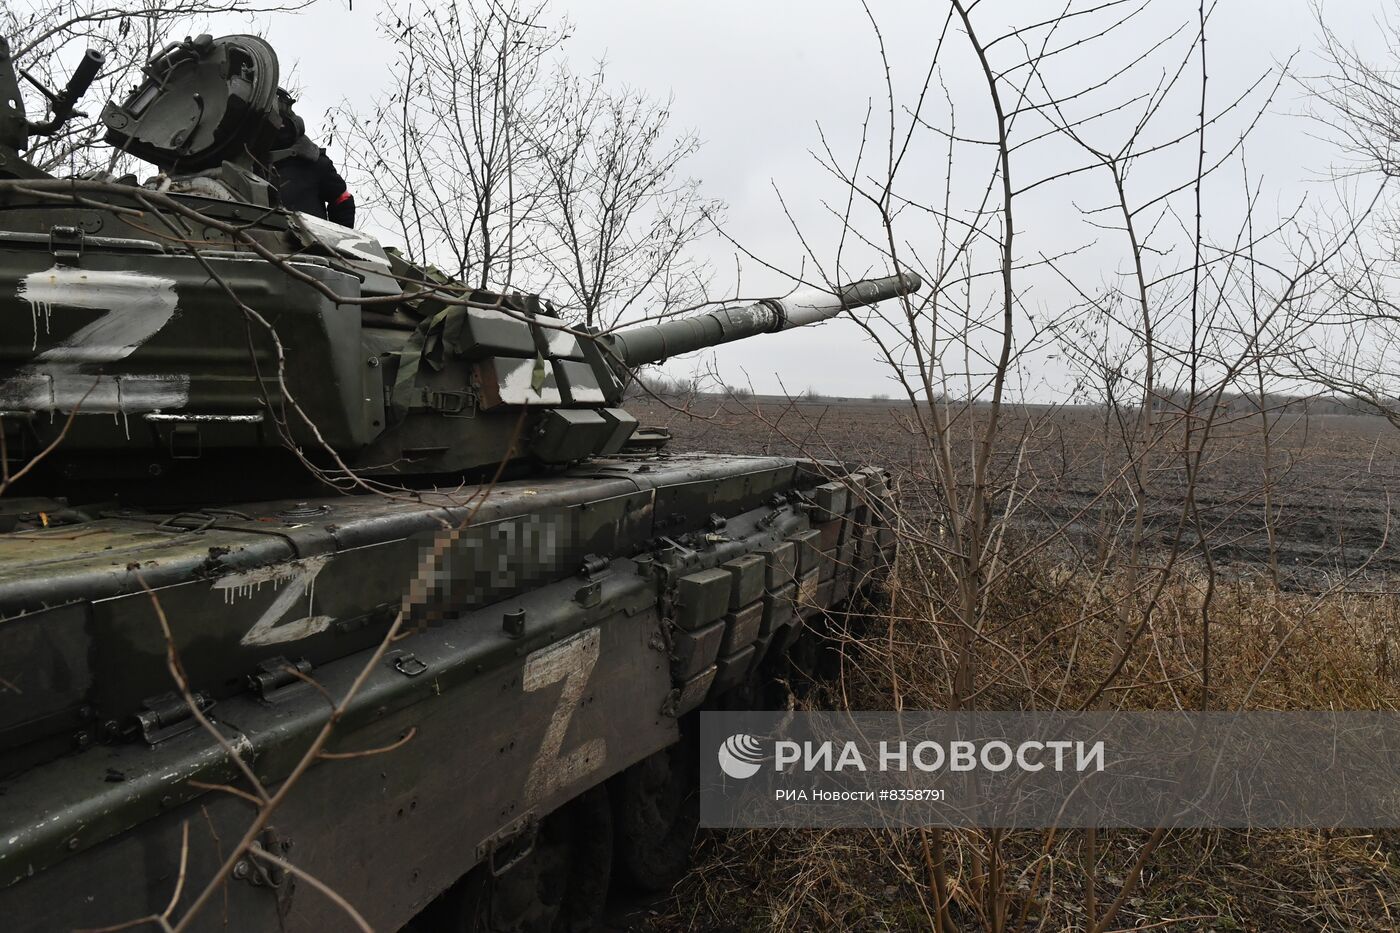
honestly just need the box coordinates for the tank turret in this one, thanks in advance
[0,34,921,501]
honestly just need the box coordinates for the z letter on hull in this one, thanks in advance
[2,265,185,413]
[216,556,335,647]
[523,627,605,803]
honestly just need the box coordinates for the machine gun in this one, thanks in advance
[0,36,104,179]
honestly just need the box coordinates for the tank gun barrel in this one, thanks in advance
[604,271,922,367]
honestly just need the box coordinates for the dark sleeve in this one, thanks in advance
[317,153,356,227]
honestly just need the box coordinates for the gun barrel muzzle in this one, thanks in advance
[64,49,105,104]
[776,271,923,329]
[607,270,922,367]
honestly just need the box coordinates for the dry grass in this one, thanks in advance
[872,557,1400,714]
[647,557,1400,931]
[655,825,1400,931]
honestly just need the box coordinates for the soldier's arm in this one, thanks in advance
[318,152,356,227]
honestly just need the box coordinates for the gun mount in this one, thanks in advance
[0,36,105,180]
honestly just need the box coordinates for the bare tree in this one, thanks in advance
[1290,7,1400,425]
[330,0,718,326]
[530,71,715,328]
[331,0,563,288]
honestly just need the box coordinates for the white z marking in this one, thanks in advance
[4,265,186,413]
[523,627,604,802]
[214,556,334,647]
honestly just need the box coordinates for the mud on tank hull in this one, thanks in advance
[0,453,895,932]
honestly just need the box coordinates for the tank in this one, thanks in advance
[0,34,914,932]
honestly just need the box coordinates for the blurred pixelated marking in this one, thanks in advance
[214,556,335,646]
[451,514,568,599]
[523,626,604,802]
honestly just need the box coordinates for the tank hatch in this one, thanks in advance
[101,34,281,172]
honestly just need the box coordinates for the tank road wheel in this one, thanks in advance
[446,785,612,933]
[611,718,700,892]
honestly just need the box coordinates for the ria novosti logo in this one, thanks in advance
[717,733,766,779]
[716,732,1107,779]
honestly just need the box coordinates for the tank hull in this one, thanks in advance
[0,453,892,931]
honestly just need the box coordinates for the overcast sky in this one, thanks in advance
[218,0,1397,397]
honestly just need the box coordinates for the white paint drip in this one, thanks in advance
[29,298,52,351]
[4,265,186,415]
[214,556,335,647]
[0,372,190,417]
[21,266,180,364]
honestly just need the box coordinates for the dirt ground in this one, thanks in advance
[629,395,1400,586]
